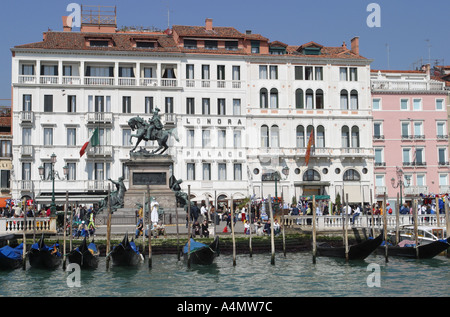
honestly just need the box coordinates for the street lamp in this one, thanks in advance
[390,167,411,207]
[38,153,68,216]
[274,165,290,202]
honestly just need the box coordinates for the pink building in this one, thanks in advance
[371,68,449,209]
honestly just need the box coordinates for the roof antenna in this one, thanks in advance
[385,43,390,70]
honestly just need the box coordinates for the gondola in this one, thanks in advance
[0,243,23,270]
[182,236,220,265]
[316,233,383,260]
[377,238,449,259]
[68,237,99,269]
[28,235,62,269]
[109,233,143,266]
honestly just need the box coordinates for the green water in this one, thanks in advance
[0,252,448,297]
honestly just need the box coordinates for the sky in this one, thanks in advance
[0,0,449,103]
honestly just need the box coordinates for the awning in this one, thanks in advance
[0,198,8,208]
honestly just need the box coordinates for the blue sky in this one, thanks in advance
[0,0,448,103]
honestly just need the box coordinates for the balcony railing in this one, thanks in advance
[86,112,113,124]
[20,111,34,124]
[372,80,445,91]
[21,145,33,156]
[84,77,115,86]
[87,145,113,156]
[404,186,428,196]
[62,76,81,85]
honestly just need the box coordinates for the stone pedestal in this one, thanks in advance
[123,155,176,211]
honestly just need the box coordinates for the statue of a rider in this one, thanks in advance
[145,108,163,140]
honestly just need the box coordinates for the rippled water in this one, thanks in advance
[0,252,448,297]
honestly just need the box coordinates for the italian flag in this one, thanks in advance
[80,128,99,157]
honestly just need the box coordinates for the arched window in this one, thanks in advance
[270,88,278,108]
[295,89,304,109]
[351,126,360,148]
[316,89,324,109]
[296,125,305,147]
[261,125,269,148]
[270,125,279,148]
[340,89,348,109]
[341,126,350,148]
[303,169,321,181]
[343,169,360,181]
[350,90,358,109]
[306,89,314,109]
[317,125,325,147]
[306,125,315,147]
[260,88,268,108]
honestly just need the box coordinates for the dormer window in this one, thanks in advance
[303,47,321,55]
[251,40,260,54]
[225,41,238,51]
[184,39,197,49]
[204,40,218,50]
[90,40,109,47]
[136,41,155,49]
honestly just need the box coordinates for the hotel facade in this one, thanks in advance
[10,10,381,210]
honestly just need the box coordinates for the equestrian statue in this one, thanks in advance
[128,108,179,155]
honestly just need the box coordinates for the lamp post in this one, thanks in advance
[390,167,411,208]
[39,153,68,216]
[274,166,290,202]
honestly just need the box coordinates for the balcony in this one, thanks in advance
[371,80,445,91]
[374,162,386,167]
[21,145,33,156]
[404,186,428,196]
[18,180,33,192]
[84,77,115,86]
[183,79,242,89]
[375,186,386,196]
[18,75,37,84]
[86,180,109,192]
[87,145,113,157]
[86,112,113,124]
[20,111,34,125]
[402,161,427,167]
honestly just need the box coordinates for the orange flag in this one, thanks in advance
[304,130,315,166]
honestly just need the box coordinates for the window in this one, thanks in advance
[315,67,323,81]
[402,148,411,164]
[232,66,240,81]
[436,99,444,110]
[143,67,153,79]
[226,41,238,51]
[416,174,425,186]
[339,67,348,81]
[90,40,109,47]
[187,163,195,180]
[259,66,267,79]
[217,129,226,148]
[184,39,197,49]
[22,163,31,181]
[439,174,448,186]
[218,99,226,115]
[67,95,76,112]
[145,97,153,114]
[44,128,53,146]
[0,170,10,188]
[44,163,52,180]
[63,65,72,76]
[372,98,381,110]
[136,41,155,49]
[306,89,314,109]
[21,64,34,75]
[374,122,382,139]
[186,98,195,114]
[233,130,241,148]
[261,125,269,148]
[119,67,134,78]
[251,41,260,53]
[233,99,241,115]
[316,126,325,147]
[44,95,53,112]
[187,129,194,148]
[122,96,131,113]
[306,125,314,147]
[343,169,360,181]
[202,130,210,148]
[260,88,268,108]
[296,125,305,147]
[305,67,313,80]
[202,65,210,80]
[0,140,11,157]
[202,163,211,180]
[316,89,324,109]
[351,126,360,148]
[340,90,348,109]
[217,65,225,81]
[401,99,409,110]
[88,95,111,113]
[295,66,303,80]
[349,68,358,81]
[122,129,132,146]
[67,128,76,146]
[23,95,32,111]
[85,66,113,77]
[438,148,447,165]
[218,163,227,181]
[165,97,174,113]
[437,122,446,138]
[295,89,304,109]
[202,98,210,115]
[269,66,278,79]
[350,90,358,109]
[375,148,383,165]
[41,65,58,76]
[303,169,320,181]
[22,128,31,145]
[204,40,218,50]
[415,148,425,165]
[270,89,278,108]
[270,125,280,148]
[413,122,423,138]
[90,127,111,146]
[401,122,410,138]
[413,99,422,111]
[341,126,350,147]
[375,175,385,188]
[186,64,194,80]
[234,163,242,181]
[67,163,76,181]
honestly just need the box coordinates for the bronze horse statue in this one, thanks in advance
[128,116,179,155]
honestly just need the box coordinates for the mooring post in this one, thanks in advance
[383,192,388,262]
[187,185,192,268]
[231,196,236,266]
[106,185,112,270]
[312,195,317,264]
[268,194,275,265]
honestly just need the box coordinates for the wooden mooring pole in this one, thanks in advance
[445,197,449,258]
[312,195,317,264]
[344,193,349,262]
[176,206,180,261]
[248,200,253,257]
[231,196,236,266]
[268,195,275,265]
[62,191,68,270]
[106,185,112,270]
[147,185,152,269]
[187,185,192,268]
[413,198,419,259]
[383,192,388,263]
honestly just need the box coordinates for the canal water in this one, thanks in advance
[0,252,448,297]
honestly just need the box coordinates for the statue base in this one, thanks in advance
[123,155,176,211]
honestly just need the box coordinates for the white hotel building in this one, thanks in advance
[10,12,374,209]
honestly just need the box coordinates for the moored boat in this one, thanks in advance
[28,235,62,269]
[109,233,143,266]
[316,233,383,260]
[182,236,220,265]
[0,243,23,270]
[68,237,99,269]
[377,238,449,259]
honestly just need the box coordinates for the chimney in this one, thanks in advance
[351,36,359,55]
[62,16,72,32]
[205,18,213,31]
[246,30,252,35]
